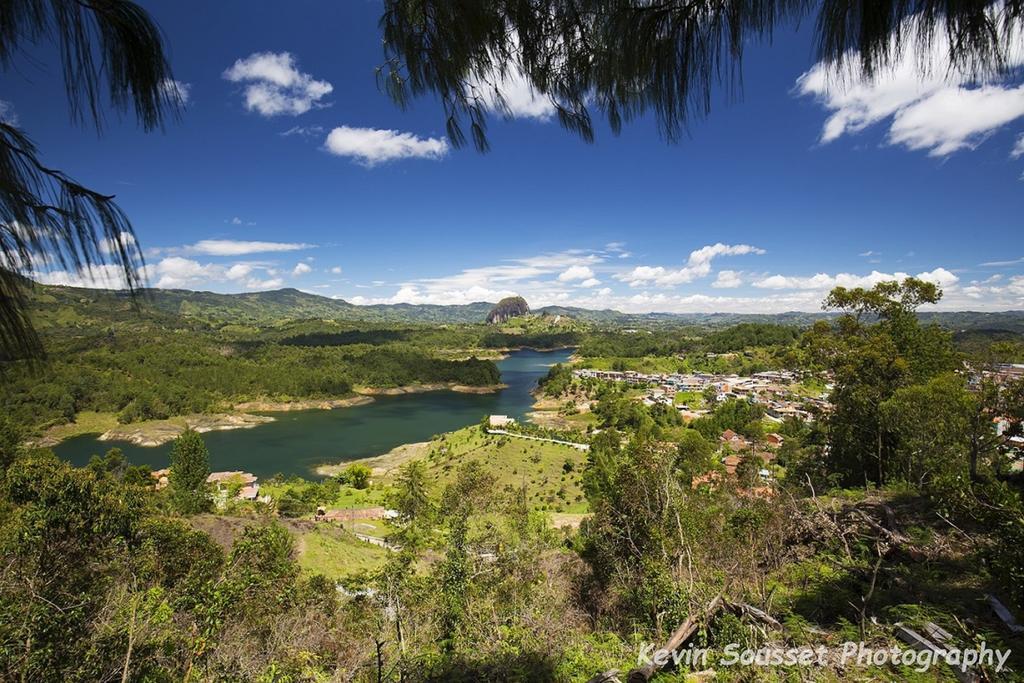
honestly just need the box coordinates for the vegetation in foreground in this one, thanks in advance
[2,279,1024,681]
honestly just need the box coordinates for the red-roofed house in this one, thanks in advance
[720,430,750,451]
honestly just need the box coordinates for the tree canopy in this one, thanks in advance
[0,0,180,359]
[379,0,1021,151]
[168,430,211,514]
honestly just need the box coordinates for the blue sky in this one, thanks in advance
[5,0,1024,312]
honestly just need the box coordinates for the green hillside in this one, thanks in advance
[20,281,1024,331]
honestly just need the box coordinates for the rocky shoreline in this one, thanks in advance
[316,440,432,478]
[233,396,375,412]
[97,413,276,447]
[33,382,508,450]
[354,382,506,396]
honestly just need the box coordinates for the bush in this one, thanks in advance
[338,463,372,490]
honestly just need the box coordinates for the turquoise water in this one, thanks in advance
[53,347,572,478]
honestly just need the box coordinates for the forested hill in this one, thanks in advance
[150,287,494,324]
[21,281,1024,330]
[23,283,494,327]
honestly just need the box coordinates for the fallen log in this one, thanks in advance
[986,594,1024,634]
[894,623,978,683]
[725,600,781,629]
[922,621,953,644]
[627,593,724,683]
[894,624,942,653]
[852,507,911,546]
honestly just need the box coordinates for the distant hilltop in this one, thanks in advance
[486,296,530,324]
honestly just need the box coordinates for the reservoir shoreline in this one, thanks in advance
[50,348,574,477]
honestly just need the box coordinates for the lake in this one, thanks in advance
[53,347,573,478]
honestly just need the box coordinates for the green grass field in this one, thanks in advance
[672,390,705,408]
[258,479,391,511]
[296,526,389,579]
[37,411,120,443]
[376,426,590,513]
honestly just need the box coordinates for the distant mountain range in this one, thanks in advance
[23,282,1024,332]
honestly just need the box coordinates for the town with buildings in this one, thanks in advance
[573,367,832,422]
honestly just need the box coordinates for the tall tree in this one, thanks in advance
[0,0,180,359]
[436,460,494,652]
[808,278,958,487]
[675,428,714,484]
[379,0,1020,151]
[391,459,434,528]
[168,430,211,514]
[879,373,972,487]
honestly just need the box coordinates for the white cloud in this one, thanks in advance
[225,264,253,280]
[150,258,294,291]
[292,262,312,276]
[459,30,559,122]
[754,273,842,290]
[31,264,140,289]
[162,79,191,106]
[244,277,284,291]
[187,239,314,256]
[468,67,557,120]
[796,8,1024,158]
[0,100,18,125]
[334,247,1012,315]
[557,265,595,282]
[330,266,343,274]
[916,267,961,289]
[753,267,959,290]
[981,255,1024,267]
[616,243,765,287]
[543,271,1010,313]
[98,231,137,256]
[888,86,1024,157]
[579,277,601,288]
[230,217,242,225]
[281,125,324,138]
[1012,133,1024,159]
[603,242,633,259]
[151,257,222,288]
[348,249,605,306]
[31,249,313,291]
[327,248,1020,314]
[324,126,449,166]
[712,270,743,288]
[223,51,332,116]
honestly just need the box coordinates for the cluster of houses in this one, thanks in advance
[969,362,1024,389]
[990,363,1024,385]
[969,363,1024,470]
[685,428,786,497]
[719,429,782,478]
[149,468,268,502]
[572,368,821,494]
[207,470,263,501]
[573,368,830,421]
